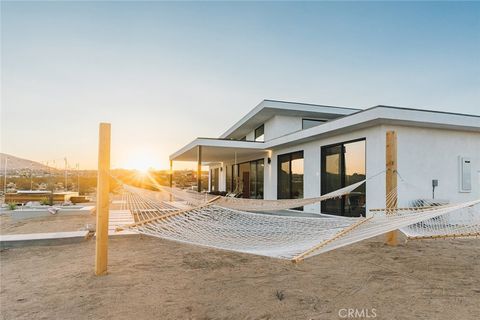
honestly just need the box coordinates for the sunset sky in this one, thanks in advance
[1,1,479,170]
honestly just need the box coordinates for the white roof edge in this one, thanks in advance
[169,138,265,160]
[264,106,480,149]
[219,99,360,139]
[170,106,480,160]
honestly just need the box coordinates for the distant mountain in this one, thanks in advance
[0,153,57,173]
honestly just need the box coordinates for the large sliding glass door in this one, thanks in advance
[230,159,264,199]
[278,151,304,206]
[210,168,219,192]
[321,139,366,217]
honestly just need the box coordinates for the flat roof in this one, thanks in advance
[220,99,360,140]
[170,103,480,162]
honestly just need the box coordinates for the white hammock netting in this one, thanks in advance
[398,199,480,240]
[118,183,480,262]
[153,180,366,211]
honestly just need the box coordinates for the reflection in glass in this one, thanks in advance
[232,159,264,199]
[277,151,304,204]
[210,168,219,192]
[302,119,326,130]
[321,140,366,217]
[255,124,265,142]
[226,165,232,193]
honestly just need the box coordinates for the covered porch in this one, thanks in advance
[169,138,269,196]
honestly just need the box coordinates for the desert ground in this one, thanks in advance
[1,214,479,320]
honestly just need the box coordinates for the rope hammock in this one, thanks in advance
[117,183,480,262]
[147,180,366,211]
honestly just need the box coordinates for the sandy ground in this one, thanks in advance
[1,232,479,320]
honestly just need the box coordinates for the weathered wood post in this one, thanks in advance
[169,160,173,202]
[95,123,111,275]
[197,146,202,193]
[385,130,398,246]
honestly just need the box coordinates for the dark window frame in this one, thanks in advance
[232,158,264,199]
[254,124,265,142]
[210,167,220,192]
[277,150,304,200]
[302,118,327,130]
[321,138,366,216]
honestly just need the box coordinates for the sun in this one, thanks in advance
[124,150,157,172]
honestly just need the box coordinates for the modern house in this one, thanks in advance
[170,100,480,217]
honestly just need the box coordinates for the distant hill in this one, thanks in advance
[0,153,57,173]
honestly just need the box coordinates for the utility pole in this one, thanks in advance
[3,157,8,201]
[64,157,68,191]
[76,163,80,194]
[30,163,34,190]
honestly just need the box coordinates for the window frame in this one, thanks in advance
[254,124,265,142]
[302,118,327,130]
[277,150,304,200]
[232,158,264,199]
[321,138,366,216]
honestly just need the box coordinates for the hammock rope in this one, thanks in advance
[116,178,480,261]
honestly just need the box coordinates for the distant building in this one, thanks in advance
[5,190,79,204]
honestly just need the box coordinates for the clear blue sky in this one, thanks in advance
[1,1,479,169]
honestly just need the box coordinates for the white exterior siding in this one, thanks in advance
[176,102,480,218]
[268,125,385,214]
[264,115,302,141]
[216,124,480,216]
[395,125,480,205]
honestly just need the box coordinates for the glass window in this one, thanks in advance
[249,161,257,198]
[210,168,219,192]
[256,160,264,199]
[231,159,264,199]
[277,151,304,202]
[255,124,264,142]
[278,154,291,200]
[238,162,250,198]
[226,165,232,193]
[233,164,239,192]
[291,152,304,199]
[302,119,326,130]
[321,139,366,217]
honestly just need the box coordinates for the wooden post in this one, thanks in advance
[197,146,202,193]
[385,130,398,246]
[169,160,173,201]
[95,123,111,275]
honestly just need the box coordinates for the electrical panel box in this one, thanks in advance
[459,157,472,193]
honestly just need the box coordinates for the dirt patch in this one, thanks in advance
[1,235,479,320]
[0,213,95,235]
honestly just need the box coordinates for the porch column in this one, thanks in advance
[197,146,202,193]
[169,160,173,201]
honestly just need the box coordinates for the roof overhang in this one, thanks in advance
[264,106,480,150]
[169,138,267,163]
[220,100,360,140]
[170,106,480,162]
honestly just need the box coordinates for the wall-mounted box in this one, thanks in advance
[459,156,472,193]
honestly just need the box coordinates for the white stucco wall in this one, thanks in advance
[266,125,385,214]
[395,125,480,205]
[210,124,480,217]
[264,115,302,141]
